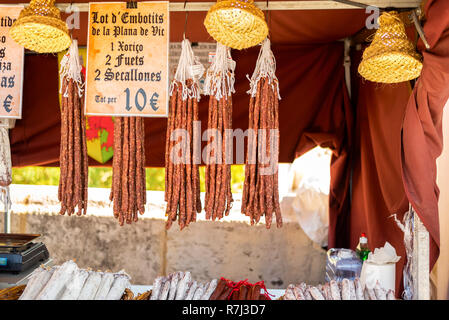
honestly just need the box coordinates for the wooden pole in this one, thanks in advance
[413,209,430,300]
[11,1,421,12]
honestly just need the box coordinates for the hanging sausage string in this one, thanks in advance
[58,39,89,216]
[241,38,282,228]
[203,43,235,221]
[165,39,204,230]
[110,116,147,226]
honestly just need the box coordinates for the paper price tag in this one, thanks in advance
[85,2,169,117]
[0,5,24,119]
[208,52,215,63]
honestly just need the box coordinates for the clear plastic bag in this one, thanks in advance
[325,248,362,282]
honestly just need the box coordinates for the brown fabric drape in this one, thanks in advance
[10,55,62,167]
[350,48,412,292]
[288,48,353,250]
[401,0,449,270]
[347,0,449,294]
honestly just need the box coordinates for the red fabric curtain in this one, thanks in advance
[10,56,62,167]
[401,0,449,270]
[350,46,412,292]
[347,0,449,294]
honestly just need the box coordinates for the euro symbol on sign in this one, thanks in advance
[3,95,12,113]
[150,92,159,111]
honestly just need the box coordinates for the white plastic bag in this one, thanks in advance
[292,176,329,247]
[289,147,331,247]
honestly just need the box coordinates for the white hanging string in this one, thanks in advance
[390,204,414,300]
[203,42,235,100]
[247,38,280,99]
[170,38,204,101]
[59,39,84,98]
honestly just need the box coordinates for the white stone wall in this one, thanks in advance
[1,184,326,288]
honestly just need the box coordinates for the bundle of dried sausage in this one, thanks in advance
[110,116,146,225]
[203,43,235,221]
[242,38,282,228]
[165,39,204,230]
[149,271,217,300]
[209,277,271,300]
[58,40,88,216]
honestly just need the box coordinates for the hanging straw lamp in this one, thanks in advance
[204,0,268,50]
[9,0,71,53]
[358,11,422,84]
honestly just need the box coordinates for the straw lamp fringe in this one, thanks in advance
[9,0,71,53]
[204,0,268,50]
[358,11,422,84]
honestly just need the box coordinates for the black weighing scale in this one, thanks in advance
[0,234,52,289]
[0,233,49,273]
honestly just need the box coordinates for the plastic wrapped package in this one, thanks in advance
[19,267,57,300]
[18,260,133,300]
[105,271,131,300]
[77,271,103,300]
[60,269,89,300]
[325,248,362,282]
[36,261,78,300]
[94,272,115,300]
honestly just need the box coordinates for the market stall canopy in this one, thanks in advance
[3,0,371,44]
[6,0,447,296]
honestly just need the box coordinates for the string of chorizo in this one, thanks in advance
[203,44,235,221]
[58,42,88,216]
[165,80,202,229]
[110,117,146,226]
[241,38,282,228]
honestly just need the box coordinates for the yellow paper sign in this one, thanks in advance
[0,5,24,119]
[85,1,169,117]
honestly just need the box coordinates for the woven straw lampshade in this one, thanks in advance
[204,0,268,50]
[358,11,422,84]
[9,0,71,53]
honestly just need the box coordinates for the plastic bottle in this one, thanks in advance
[356,233,370,261]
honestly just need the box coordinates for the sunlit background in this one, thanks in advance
[11,146,330,194]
